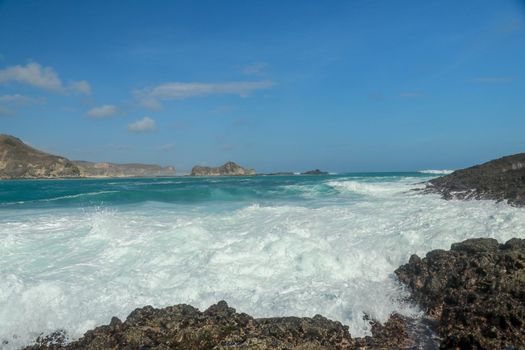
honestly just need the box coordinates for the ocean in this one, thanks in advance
[1,173,524,349]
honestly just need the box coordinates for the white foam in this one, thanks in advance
[1,179,525,349]
[418,169,454,175]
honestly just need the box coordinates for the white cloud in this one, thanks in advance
[69,80,91,95]
[86,105,119,118]
[242,62,268,75]
[0,62,62,91]
[0,94,45,105]
[128,117,156,133]
[135,80,274,110]
[0,62,90,95]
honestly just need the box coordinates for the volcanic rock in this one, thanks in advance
[425,153,525,206]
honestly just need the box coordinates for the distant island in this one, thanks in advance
[190,161,256,176]
[0,134,176,179]
[301,169,328,175]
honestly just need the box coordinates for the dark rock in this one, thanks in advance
[425,153,525,206]
[190,161,256,176]
[302,169,329,175]
[395,237,525,349]
[24,301,417,350]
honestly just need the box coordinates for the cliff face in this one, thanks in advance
[73,161,176,178]
[0,134,80,179]
[190,161,255,176]
[425,153,525,206]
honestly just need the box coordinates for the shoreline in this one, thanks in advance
[20,237,525,349]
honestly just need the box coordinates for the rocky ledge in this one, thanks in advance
[190,161,255,176]
[425,153,525,206]
[396,237,525,349]
[22,237,525,349]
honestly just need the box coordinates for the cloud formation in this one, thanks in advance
[128,117,156,133]
[135,80,274,110]
[0,94,45,106]
[0,62,91,95]
[86,105,119,118]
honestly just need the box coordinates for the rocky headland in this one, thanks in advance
[0,134,176,179]
[0,134,80,179]
[190,161,256,176]
[425,153,525,206]
[20,237,525,349]
[73,161,176,178]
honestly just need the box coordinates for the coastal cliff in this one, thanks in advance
[0,134,176,179]
[73,161,176,178]
[0,134,80,179]
[190,161,255,176]
[22,237,525,349]
[425,153,525,206]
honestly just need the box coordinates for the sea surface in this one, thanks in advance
[1,172,525,348]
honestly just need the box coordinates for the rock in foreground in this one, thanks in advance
[0,134,80,179]
[395,237,525,349]
[190,161,255,176]
[24,301,417,350]
[425,153,525,206]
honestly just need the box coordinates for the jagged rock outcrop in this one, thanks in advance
[23,301,419,350]
[425,153,525,206]
[395,238,525,349]
[74,161,176,178]
[190,161,255,176]
[0,134,80,179]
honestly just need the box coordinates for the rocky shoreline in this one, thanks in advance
[425,153,525,206]
[19,237,525,349]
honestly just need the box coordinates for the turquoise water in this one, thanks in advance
[0,173,427,209]
[1,173,525,349]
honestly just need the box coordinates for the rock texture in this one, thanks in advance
[302,169,328,175]
[425,153,525,206]
[74,161,176,178]
[190,161,255,176]
[0,134,80,179]
[395,238,525,349]
[24,301,419,350]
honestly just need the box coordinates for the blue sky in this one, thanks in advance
[0,0,524,172]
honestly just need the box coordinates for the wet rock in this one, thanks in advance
[301,169,329,175]
[424,153,525,206]
[24,302,417,350]
[395,237,525,349]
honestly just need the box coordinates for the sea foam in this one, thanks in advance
[1,175,524,349]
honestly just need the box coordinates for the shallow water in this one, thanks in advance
[1,173,524,349]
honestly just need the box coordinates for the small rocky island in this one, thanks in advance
[302,169,329,175]
[190,161,256,176]
[425,152,525,206]
[0,134,176,179]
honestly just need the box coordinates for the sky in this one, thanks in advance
[0,0,524,173]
